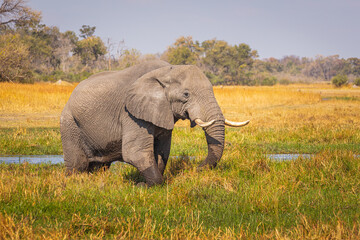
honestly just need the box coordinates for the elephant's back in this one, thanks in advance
[68,60,171,110]
[63,60,171,149]
[72,60,170,95]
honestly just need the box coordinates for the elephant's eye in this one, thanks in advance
[183,91,190,98]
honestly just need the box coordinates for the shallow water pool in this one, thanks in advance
[0,154,316,164]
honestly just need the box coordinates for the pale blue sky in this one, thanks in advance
[28,0,360,59]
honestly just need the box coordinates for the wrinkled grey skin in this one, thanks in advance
[60,60,225,186]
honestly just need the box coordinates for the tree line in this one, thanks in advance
[1,0,360,86]
[163,36,360,86]
[0,0,142,83]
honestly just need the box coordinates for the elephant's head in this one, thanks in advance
[125,65,249,169]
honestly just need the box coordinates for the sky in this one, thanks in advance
[28,0,360,59]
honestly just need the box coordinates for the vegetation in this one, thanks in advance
[1,83,360,238]
[354,77,360,87]
[1,151,359,239]
[0,33,33,83]
[0,0,41,28]
[332,74,348,87]
[0,1,140,83]
[1,2,360,85]
[164,38,360,86]
[1,1,359,239]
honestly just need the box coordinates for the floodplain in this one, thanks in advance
[0,82,359,239]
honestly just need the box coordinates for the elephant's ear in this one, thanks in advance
[125,76,174,130]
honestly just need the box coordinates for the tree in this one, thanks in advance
[118,48,141,69]
[23,25,64,72]
[332,74,348,87]
[354,78,360,86]
[74,36,107,66]
[279,55,303,75]
[260,58,283,73]
[79,25,95,39]
[63,30,78,45]
[303,55,343,81]
[0,33,32,82]
[347,58,360,76]
[165,36,202,65]
[0,0,40,29]
[201,39,257,85]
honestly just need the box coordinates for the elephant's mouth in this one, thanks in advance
[184,111,190,120]
[173,110,189,121]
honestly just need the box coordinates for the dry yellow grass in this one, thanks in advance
[1,82,360,129]
[0,82,76,127]
[218,84,360,128]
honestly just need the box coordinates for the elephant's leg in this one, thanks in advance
[154,131,172,175]
[122,115,163,186]
[60,113,89,173]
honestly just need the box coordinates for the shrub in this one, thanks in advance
[0,34,34,83]
[261,76,277,86]
[279,78,291,85]
[354,78,360,87]
[205,72,224,85]
[331,74,348,87]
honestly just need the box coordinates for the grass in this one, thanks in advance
[0,82,76,128]
[0,82,360,239]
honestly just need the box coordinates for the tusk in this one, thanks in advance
[195,119,215,128]
[225,119,250,127]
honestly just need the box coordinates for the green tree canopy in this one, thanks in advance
[79,25,96,39]
[0,33,32,82]
[74,36,107,66]
[165,36,202,65]
[201,39,258,85]
[332,74,348,87]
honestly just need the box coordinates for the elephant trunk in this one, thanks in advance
[193,92,225,169]
[198,120,225,169]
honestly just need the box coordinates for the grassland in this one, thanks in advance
[0,82,360,239]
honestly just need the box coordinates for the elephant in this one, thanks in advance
[60,60,249,186]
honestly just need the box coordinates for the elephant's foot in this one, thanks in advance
[197,159,217,171]
[141,165,163,186]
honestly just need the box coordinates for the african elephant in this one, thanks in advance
[60,60,249,186]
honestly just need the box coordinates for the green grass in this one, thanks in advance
[172,126,360,156]
[0,128,62,155]
[322,96,360,101]
[1,126,358,156]
[1,126,360,238]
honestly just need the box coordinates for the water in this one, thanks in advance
[0,154,312,165]
[0,154,357,164]
[266,154,312,161]
[0,155,64,164]
[0,155,195,164]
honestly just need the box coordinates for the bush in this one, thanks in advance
[0,34,34,83]
[354,78,360,87]
[279,78,291,85]
[205,72,224,85]
[331,74,348,87]
[261,76,277,86]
